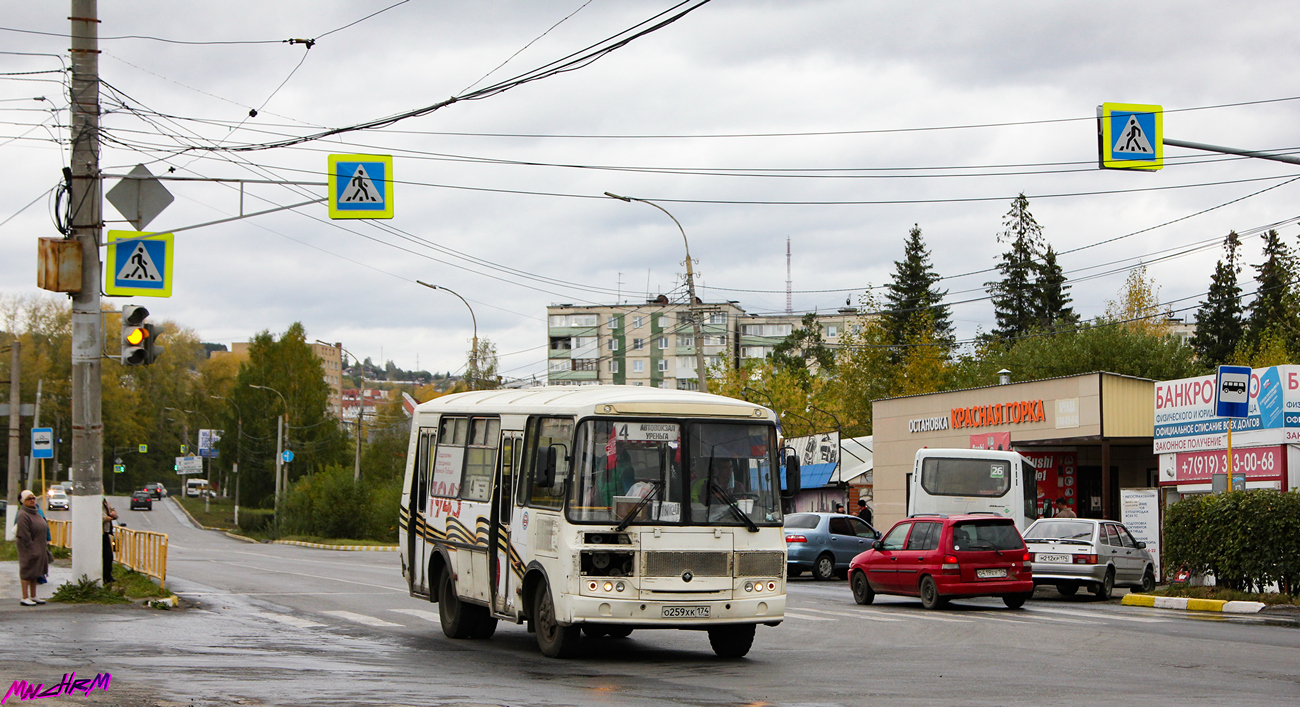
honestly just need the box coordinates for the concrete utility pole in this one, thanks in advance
[5,342,18,541]
[69,0,106,581]
[605,193,710,393]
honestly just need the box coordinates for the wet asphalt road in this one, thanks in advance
[3,496,1298,706]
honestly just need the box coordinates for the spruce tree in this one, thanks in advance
[987,193,1044,339]
[882,224,952,354]
[1244,229,1300,346]
[1034,245,1076,329]
[1190,231,1244,365]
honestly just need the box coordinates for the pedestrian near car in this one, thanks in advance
[102,498,118,583]
[856,499,873,526]
[834,503,845,514]
[15,490,49,606]
[1055,497,1076,518]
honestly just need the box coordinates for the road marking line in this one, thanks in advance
[858,611,972,623]
[795,607,903,622]
[254,612,325,629]
[783,611,836,621]
[322,610,404,627]
[1031,607,1169,623]
[215,560,408,593]
[1024,614,1091,624]
[390,608,443,623]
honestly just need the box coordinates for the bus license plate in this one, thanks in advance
[662,606,710,618]
[976,568,1008,579]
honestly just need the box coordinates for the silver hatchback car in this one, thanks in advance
[1023,518,1155,599]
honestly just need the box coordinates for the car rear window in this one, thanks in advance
[1025,521,1094,541]
[784,514,820,530]
[951,521,1024,552]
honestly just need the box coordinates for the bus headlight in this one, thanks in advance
[766,581,777,591]
[603,581,614,592]
[615,582,626,592]
[588,581,598,591]
[744,581,754,592]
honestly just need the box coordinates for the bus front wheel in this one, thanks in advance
[708,624,755,659]
[534,582,582,658]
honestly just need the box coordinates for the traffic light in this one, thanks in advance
[120,304,165,366]
[121,305,149,365]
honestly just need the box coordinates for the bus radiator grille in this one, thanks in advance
[643,551,730,577]
[735,551,784,577]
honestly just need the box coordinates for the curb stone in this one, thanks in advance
[1122,593,1266,613]
[271,540,399,552]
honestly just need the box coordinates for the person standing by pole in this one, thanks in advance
[16,490,49,605]
[102,497,118,583]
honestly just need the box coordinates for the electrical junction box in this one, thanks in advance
[37,237,82,293]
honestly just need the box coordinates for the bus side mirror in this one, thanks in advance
[784,455,801,497]
[535,445,558,489]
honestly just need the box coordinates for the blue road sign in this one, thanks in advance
[281,450,295,463]
[1100,103,1163,171]
[328,154,393,219]
[105,230,174,297]
[31,427,53,459]
[1215,365,1251,418]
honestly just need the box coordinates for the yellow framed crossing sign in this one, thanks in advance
[328,154,394,219]
[105,230,174,297]
[1099,103,1163,171]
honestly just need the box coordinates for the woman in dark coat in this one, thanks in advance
[15,489,50,606]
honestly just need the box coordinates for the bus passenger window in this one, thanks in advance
[461,417,499,502]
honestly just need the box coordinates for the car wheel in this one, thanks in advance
[1091,567,1115,600]
[1003,592,1031,609]
[1056,582,1079,596]
[812,554,836,581]
[1140,566,1157,593]
[850,570,875,605]
[534,582,582,658]
[919,576,946,610]
[707,623,756,659]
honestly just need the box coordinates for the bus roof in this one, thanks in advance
[413,385,775,422]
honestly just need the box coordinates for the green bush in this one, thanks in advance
[1164,489,1300,595]
[236,507,276,534]
[280,465,401,542]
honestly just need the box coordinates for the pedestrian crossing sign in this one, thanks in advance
[105,230,174,297]
[1099,103,1163,171]
[328,154,394,219]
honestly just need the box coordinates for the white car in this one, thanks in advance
[46,489,70,511]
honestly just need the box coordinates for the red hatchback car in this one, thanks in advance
[849,514,1035,609]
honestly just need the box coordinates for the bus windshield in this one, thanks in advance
[566,419,781,526]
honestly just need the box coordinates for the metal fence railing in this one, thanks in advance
[43,518,169,588]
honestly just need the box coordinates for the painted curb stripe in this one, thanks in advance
[271,540,399,552]
[1122,594,1265,614]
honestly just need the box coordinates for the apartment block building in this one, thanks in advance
[546,298,863,388]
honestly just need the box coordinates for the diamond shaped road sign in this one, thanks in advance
[107,163,175,231]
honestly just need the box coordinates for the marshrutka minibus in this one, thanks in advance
[907,448,1038,531]
[399,386,797,658]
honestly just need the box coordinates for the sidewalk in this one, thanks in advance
[0,559,75,606]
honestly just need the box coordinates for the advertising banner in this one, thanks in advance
[784,431,839,489]
[1120,488,1161,577]
[1159,445,1286,485]
[969,432,1011,451]
[1154,365,1300,453]
[1019,450,1079,517]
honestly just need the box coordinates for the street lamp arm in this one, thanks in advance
[416,280,480,389]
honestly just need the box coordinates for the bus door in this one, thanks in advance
[409,427,435,595]
[489,431,523,615]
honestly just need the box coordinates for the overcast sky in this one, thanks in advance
[4,1,1300,381]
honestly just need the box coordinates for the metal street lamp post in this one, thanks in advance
[415,281,479,390]
[249,384,288,521]
[317,340,365,481]
[605,192,709,392]
[211,395,242,527]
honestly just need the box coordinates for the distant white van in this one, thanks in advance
[185,478,211,497]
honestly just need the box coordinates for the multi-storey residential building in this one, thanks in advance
[546,299,865,388]
[211,340,345,418]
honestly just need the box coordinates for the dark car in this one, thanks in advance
[849,513,1035,609]
[784,512,881,580]
[143,482,167,500]
[129,490,153,511]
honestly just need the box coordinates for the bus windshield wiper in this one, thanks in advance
[615,480,662,532]
[710,482,759,533]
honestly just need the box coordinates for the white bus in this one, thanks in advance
[907,448,1038,530]
[184,478,210,497]
[399,386,796,658]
